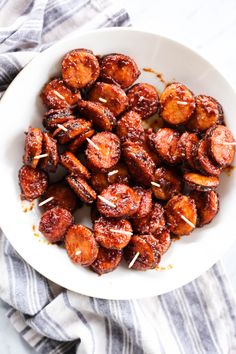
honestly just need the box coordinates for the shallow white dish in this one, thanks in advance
[0,28,235,299]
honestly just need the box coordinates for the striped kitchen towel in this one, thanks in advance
[0,1,236,354]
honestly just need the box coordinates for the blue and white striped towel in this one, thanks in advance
[0,1,236,353]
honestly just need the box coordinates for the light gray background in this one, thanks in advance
[1,0,236,352]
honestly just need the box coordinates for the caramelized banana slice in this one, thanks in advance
[23,127,43,169]
[97,184,141,218]
[100,53,140,88]
[91,247,122,275]
[90,163,130,193]
[197,139,222,176]
[56,119,92,144]
[165,195,197,236]
[151,167,182,200]
[122,141,156,186]
[116,111,145,143]
[66,175,96,204]
[155,228,171,255]
[60,151,90,179]
[88,82,128,116]
[19,165,48,201]
[65,225,99,266]
[152,128,181,165]
[208,125,235,167]
[67,128,95,153]
[132,203,166,236]
[40,132,59,173]
[131,187,153,219]
[62,49,100,89]
[187,95,224,132]
[85,132,121,172]
[124,235,161,271]
[184,172,219,191]
[39,207,73,243]
[41,78,81,109]
[189,190,219,227]
[160,82,195,125]
[127,83,159,120]
[39,182,77,212]
[77,100,116,132]
[43,108,75,131]
[94,217,132,250]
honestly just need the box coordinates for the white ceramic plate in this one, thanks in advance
[0,28,235,299]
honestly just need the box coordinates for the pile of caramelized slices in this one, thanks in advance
[18,48,235,275]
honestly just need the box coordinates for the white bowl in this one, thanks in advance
[0,28,235,299]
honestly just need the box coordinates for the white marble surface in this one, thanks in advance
[1,0,236,352]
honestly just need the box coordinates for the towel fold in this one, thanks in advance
[0,1,236,353]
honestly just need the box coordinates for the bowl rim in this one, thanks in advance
[2,27,236,104]
[0,27,236,299]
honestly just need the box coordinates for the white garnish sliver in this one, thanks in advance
[98,195,116,208]
[38,197,54,207]
[128,252,140,269]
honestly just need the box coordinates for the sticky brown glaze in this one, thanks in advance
[197,139,222,176]
[124,235,161,271]
[187,95,224,132]
[66,175,96,204]
[94,217,132,249]
[100,53,140,88]
[144,129,163,166]
[19,165,48,201]
[207,125,235,167]
[178,132,196,164]
[77,100,116,131]
[131,187,153,219]
[127,83,159,119]
[122,141,156,186]
[132,203,165,236]
[116,111,145,143]
[185,134,200,170]
[106,162,130,185]
[61,49,100,89]
[152,166,182,200]
[40,78,81,109]
[178,132,199,169]
[91,247,122,275]
[43,108,75,131]
[152,128,181,164]
[189,190,219,227]
[39,207,74,243]
[90,173,109,194]
[88,82,128,116]
[55,119,92,144]
[177,131,190,161]
[90,162,130,193]
[165,195,197,236]
[67,128,95,153]
[155,228,171,255]
[184,172,219,191]
[23,127,43,169]
[40,182,77,212]
[145,128,158,152]
[85,132,121,172]
[97,183,141,218]
[40,132,59,172]
[65,225,99,266]
[60,151,90,179]
[160,82,195,125]
[143,140,162,167]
